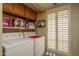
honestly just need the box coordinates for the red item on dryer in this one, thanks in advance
[30,36,42,38]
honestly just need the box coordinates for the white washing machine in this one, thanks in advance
[3,32,35,56]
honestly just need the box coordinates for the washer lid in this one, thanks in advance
[3,32,24,40]
[3,38,33,49]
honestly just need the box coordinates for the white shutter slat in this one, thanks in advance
[47,10,69,54]
[47,13,56,50]
[58,10,69,53]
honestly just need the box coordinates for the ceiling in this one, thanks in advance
[24,3,63,13]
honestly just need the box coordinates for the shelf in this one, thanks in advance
[3,27,36,33]
[3,27,35,29]
[3,27,20,29]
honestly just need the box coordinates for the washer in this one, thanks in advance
[3,32,34,56]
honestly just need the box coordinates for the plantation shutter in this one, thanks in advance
[47,10,69,54]
[58,10,69,53]
[47,13,56,50]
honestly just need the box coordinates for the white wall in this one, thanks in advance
[36,4,72,55]
[36,4,71,36]
[0,3,2,56]
[36,12,46,36]
[70,4,79,56]
[37,4,79,56]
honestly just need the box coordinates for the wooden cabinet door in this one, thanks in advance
[31,11,37,20]
[14,4,24,17]
[25,6,32,19]
[3,3,14,12]
[25,6,37,21]
[3,3,37,21]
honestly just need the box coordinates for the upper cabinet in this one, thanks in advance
[3,3,14,12]
[14,4,25,17]
[30,10,37,20]
[25,6,32,20]
[24,6,37,20]
[3,3,37,21]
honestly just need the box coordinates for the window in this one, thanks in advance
[47,13,56,50]
[47,10,69,54]
[58,10,69,53]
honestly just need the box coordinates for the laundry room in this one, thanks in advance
[1,3,79,56]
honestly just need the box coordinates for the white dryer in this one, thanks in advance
[34,36,45,56]
[23,32,45,56]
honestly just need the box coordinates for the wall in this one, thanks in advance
[36,12,46,36]
[0,3,2,56]
[36,4,71,55]
[46,4,79,56]
[70,4,79,56]
[36,4,71,36]
[37,4,79,55]
[46,4,72,55]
